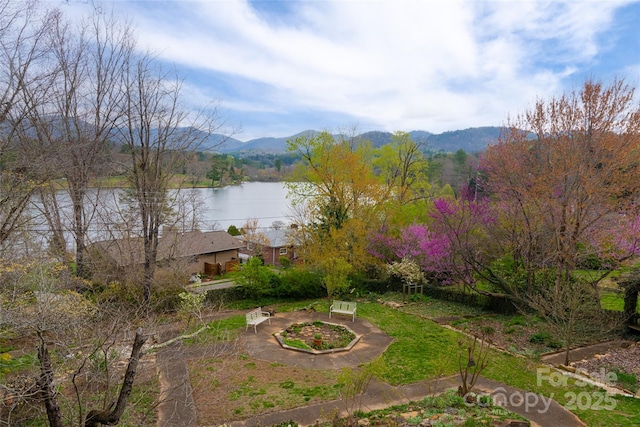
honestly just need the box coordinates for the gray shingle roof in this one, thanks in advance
[91,230,243,267]
[239,228,293,248]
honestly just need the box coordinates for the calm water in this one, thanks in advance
[187,182,293,230]
[28,182,293,245]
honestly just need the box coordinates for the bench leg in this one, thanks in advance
[254,324,257,334]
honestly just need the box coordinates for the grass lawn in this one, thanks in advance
[91,174,215,189]
[187,295,640,425]
[355,297,640,427]
[600,289,640,312]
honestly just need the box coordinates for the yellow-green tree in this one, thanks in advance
[286,131,384,292]
[373,131,431,226]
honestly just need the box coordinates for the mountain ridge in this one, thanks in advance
[214,126,503,154]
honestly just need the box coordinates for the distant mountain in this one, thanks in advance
[408,130,434,144]
[218,130,318,153]
[11,118,500,155]
[358,131,393,148]
[216,126,502,154]
[172,128,244,152]
[426,127,502,153]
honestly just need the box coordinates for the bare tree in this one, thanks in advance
[0,260,233,427]
[18,10,134,274]
[525,278,623,365]
[117,53,222,302]
[0,0,57,254]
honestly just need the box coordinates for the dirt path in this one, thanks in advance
[540,340,633,366]
[156,344,198,427]
[231,375,586,427]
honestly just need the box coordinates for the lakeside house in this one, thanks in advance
[238,227,297,266]
[89,229,243,276]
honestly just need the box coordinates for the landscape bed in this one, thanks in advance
[275,320,360,353]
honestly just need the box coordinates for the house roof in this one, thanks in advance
[240,228,293,248]
[91,230,243,267]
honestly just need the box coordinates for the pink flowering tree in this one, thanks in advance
[369,193,501,288]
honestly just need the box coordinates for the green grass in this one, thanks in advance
[600,290,640,312]
[282,338,310,350]
[355,389,528,426]
[91,174,214,189]
[184,315,247,345]
[358,302,461,384]
[184,294,640,426]
[354,296,640,427]
[398,296,488,318]
[0,351,37,381]
[120,376,160,426]
[573,395,640,427]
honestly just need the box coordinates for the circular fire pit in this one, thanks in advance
[274,320,361,354]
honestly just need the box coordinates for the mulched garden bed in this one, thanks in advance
[571,342,640,393]
[280,321,357,350]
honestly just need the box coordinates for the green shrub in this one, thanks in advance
[278,256,291,269]
[505,316,527,326]
[151,281,184,312]
[422,285,517,315]
[546,340,563,349]
[528,331,551,344]
[178,291,206,326]
[235,257,277,298]
[89,280,142,307]
[275,267,324,299]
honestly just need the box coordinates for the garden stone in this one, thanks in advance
[400,411,420,419]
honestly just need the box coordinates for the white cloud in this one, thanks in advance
[68,0,637,138]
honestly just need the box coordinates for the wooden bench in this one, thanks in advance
[329,300,357,322]
[245,307,271,333]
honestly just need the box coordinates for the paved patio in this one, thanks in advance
[240,309,394,370]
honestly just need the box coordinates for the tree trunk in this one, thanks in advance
[85,328,147,427]
[73,191,87,278]
[623,284,639,323]
[564,336,572,366]
[37,341,65,427]
[35,186,67,259]
[142,234,157,303]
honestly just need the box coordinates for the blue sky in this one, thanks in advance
[67,0,639,141]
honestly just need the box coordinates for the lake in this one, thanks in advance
[185,182,293,230]
[27,182,293,248]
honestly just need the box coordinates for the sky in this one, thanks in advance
[66,0,640,142]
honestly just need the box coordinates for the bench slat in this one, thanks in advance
[245,307,270,333]
[329,300,356,322]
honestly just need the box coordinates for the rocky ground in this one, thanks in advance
[571,342,640,393]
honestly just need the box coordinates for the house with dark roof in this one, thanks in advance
[238,228,297,266]
[90,229,244,276]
